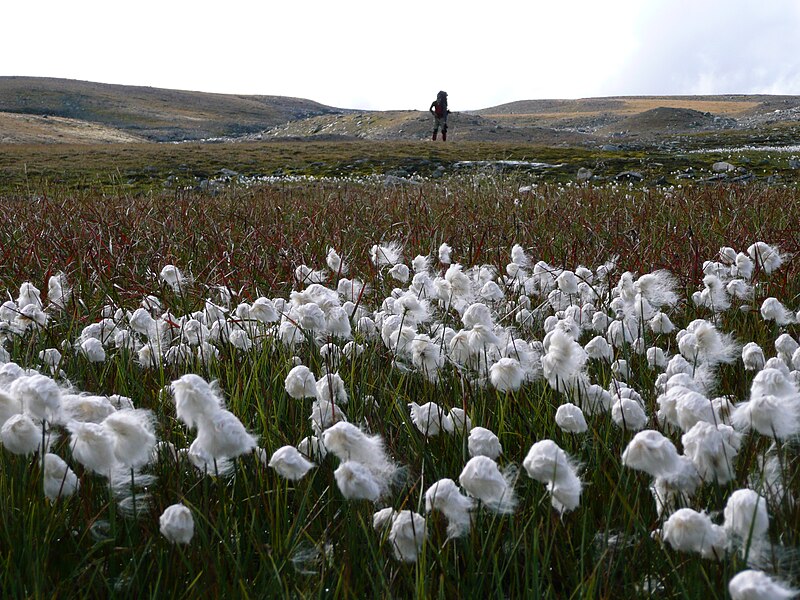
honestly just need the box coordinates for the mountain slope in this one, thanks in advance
[0,77,345,141]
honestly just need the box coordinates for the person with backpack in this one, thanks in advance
[429,91,450,141]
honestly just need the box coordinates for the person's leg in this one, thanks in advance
[442,123,448,141]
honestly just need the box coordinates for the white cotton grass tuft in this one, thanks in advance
[438,242,453,265]
[268,445,316,481]
[170,374,225,429]
[321,422,396,496]
[159,503,194,544]
[662,507,727,560]
[621,430,681,479]
[611,396,648,431]
[409,401,446,436]
[1,413,45,455]
[370,241,403,267]
[284,365,319,400]
[682,421,741,484]
[742,342,766,371]
[468,426,502,459]
[442,407,472,435]
[489,357,525,392]
[68,421,118,476]
[677,319,740,367]
[387,510,427,562]
[10,373,62,422]
[102,409,157,469]
[760,298,795,326]
[554,403,588,433]
[43,453,79,501]
[459,455,517,514]
[732,368,800,439]
[723,488,769,544]
[425,478,475,538]
[747,242,783,274]
[522,439,582,514]
[315,372,348,405]
[334,460,381,501]
[193,408,257,461]
[309,399,347,436]
[326,247,348,274]
[160,264,189,292]
[0,389,22,428]
[541,329,588,391]
[728,569,797,600]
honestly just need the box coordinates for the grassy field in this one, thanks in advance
[1,151,799,598]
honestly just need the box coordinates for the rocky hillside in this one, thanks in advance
[2,78,800,147]
[0,77,345,142]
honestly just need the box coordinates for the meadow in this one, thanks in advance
[1,168,799,599]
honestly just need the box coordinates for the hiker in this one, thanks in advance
[429,91,450,141]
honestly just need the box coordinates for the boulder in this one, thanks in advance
[576,167,593,182]
[615,171,643,182]
[712,161,735,173]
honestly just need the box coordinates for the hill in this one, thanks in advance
[1,78,800,147]
[0,77,345,142]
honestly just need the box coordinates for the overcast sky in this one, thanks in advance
[4,0,800,110]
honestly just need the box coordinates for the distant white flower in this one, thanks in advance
[268,445,315,481]
[159,503,194,544]
[316,372,348,405]
[468,426,502,459]
[388,263,410,283]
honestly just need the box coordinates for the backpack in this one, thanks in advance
[434,101,445,118]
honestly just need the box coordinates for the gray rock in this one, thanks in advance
[712,161,735,173]
[615,171,644,182]
[576,167,593,182]
[789,159,800,169]
[219,168,239,177]
[601,144,622,151]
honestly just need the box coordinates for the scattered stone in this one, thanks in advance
[615,171,643,182]
[601,144,622,152]
[789,159,800,169]
[576,167,593,182]
[219,168,239,177]
[712,161,735,173]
